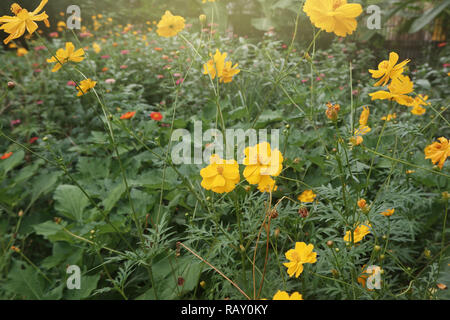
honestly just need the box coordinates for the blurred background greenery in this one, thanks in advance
[0,0,448,62]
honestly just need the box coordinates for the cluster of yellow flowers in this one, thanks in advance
[200,142,283,194]
[203,49,241,84]
[369,52,430,115]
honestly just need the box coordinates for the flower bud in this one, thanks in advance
[326,240,334,247]
[18,210,24,217]
[239,244,245,252]
[199,14,207,24]
[374,245,381,251]
[7,81,16,89]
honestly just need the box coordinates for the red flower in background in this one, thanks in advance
[150,112,163,121]
[29,137,39,144]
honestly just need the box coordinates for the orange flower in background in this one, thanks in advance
[369,52,410,87]
[357,199,367,209]
[120,111,136,120]
[325,102,340,121]
[150,112,163,121]
[303,0,363,37]
[424,137,450,169]
[0,0,50,44]
[380,208,395,217]
[1,152,13,160]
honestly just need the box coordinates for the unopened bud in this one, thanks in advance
[326,240,334,247]
[274,228,280,238]
[18,210,24,217]
[7,81,16,89]
[374,245,381,251]
[239,244,245,252]
[199,14,207,24]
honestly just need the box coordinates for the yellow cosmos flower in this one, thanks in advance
[243,142,283,193]
[203,49,240,84]
[408,94,429,115]
[92,42,101,54]
[380,208,395,217]
[359,106,370,127]
[47,42,85,72]
[369,52,410,87]
[424,137,450,170]
[202,0,216,3]
[381,113,397,121]
[369,75,414,106]
[343,223,371,243]
[273,290,303,300]
[303,0,363,37]
[0,0,49,44]
[16,47,28,56]
[298,190,317,203]
[283,242,317,278]
[76,79,97,96]
[156,11,185,37]
[200,154,240,193]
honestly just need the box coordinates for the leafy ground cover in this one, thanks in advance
[0,0,449,300]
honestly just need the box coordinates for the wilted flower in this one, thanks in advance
[1,152,13,160]
[380,208,395,217]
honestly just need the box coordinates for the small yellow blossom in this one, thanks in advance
[76,79,97,96]
[283,242,317,278]
[200,154,240,193]
[381,113,397,121]
[298,190,317,203]
[47,42,85,72]
[344,223,371,243]
[273,290,303,300]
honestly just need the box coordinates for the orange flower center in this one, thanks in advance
[216,166,224,175]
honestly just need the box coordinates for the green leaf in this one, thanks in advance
[65,274,100,300]
[409,0,450,33]
[54,185,90,222]
[0,150,24,174]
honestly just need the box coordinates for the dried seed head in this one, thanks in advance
[270,209,278,219]
[298,207,309,218]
